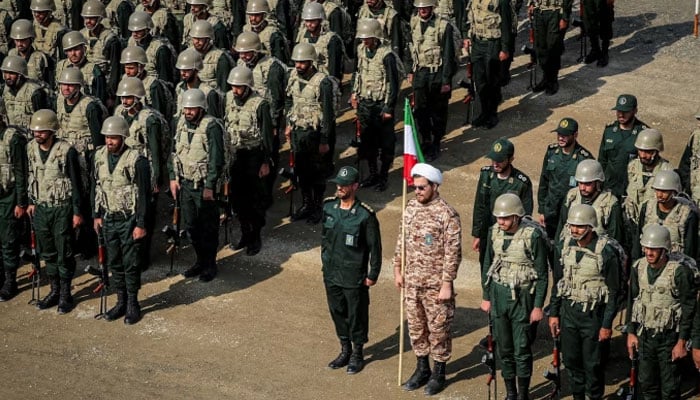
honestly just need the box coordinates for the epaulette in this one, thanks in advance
[548,143,558,149]
[516,173,529,183]
[579,148,591,157]
[481,165,492,172]
[359,201,375,213]
[323,196,337,203]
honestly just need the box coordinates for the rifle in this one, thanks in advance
[27,215,40,305]
[221,180,230,246]
[616,350,638,400]
[162,191,181,277]
[574,5,587,62]
[91,227,108,319]
[349,117,363,181]
[459,53,476,126]
[543,336,561,399]
[523,17,537,90]
[481,315,497,400]
[279,152,298,217]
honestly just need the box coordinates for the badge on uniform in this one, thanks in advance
[345,234,355,246]
[424,234,433,246]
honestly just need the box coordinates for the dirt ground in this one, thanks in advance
[3,2,700,399]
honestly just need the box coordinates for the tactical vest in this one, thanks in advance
[105,0,130,31]
[27,139,73,206]
[0,127,19,191]
[33,20,65,60]
[2,80,43,128]
[357,4,397,42]
[182,14,222,47]
[199,47,230,89]
[286,70,325,130]
[642,198,694,254]
[211,0,233,28]
[141,74,175,117]
[174,81,215,119]
[435,0,454,20]
[533,0,564,11]
[409,14,448,71]
[0,0,18,18]
[557,237,611,311]
[298,30,340,76]
[117,105,166,187]
[238,55,285,101]
[626,158,672,212]
[224,91,265,150]
[354,44,392,103]
[243,21,279,57]
[80,26,117,75]
[467,0,502,40]
[128,36,176,81]
[93,146,140,214]
[563,188,618,238]
[486,220,540,298]
[135,5,170,37]
[173,115,219,186]
[57,95,100,154]
[55,60,100,95]
[8,48,50,82]
[688,129,700,204]
[0,10,7,55]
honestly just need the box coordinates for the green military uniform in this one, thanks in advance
[175,79,224,119]
[1,78,51,129]
[32,17,68,62]
[104,0,134,40]
[556,188,623,244]
[623,156,672,225]
[135,3,182,53]
[81,24,123,99]
[7,47,52,84]
[128,34,177,85]
[582,0,613,66]
[530,0,572,94]
[598,122,648,198]
[634,200,699,261]
[298,29,345,81]
[244,21,289,64]
[677,126,700,205]
[197,46,236,93]
[140,73,175,119]
[55,59,109,105]
[182,13,231,51]
[357,0,404,59]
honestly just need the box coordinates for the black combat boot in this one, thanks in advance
[517,376,531,400]
[346,343,364,374]
[291,189,314,221]
[359,162,379,188]
[104,289,127,321]
[402,355,431,391]
[57,278,74,314]
[124,291,141,325]
[504,378,518,400]
[598,39,610,67]
[584,35,601,64]
[37,275,60,309]
[246,225,262,256]
[232,221,250,251]
[545,70,559,96]
[199,258,218,282]
[182,261,203,278]
[328,340,352,369]
[307,185,325,224]
[424,361,446,395]
[0,269,18,301]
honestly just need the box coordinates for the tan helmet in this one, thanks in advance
[227,65,254,87]
[176,48,204,70]
[120,46,148,65]
[574,159,605,183]
[190,20,214,40]
[291,43,317,62]
[30,109,59,131]
[186,0,211,5]
[634,128,664,152]
[62,31,88,51]
[302,2,326,20]
[234,31,262,52]
[81,0,106,18]
[116,76,146,98]
[128,11,154,32]
[181,88,208,110]
[57,68,85,85]
[10,19,35,40]
[246,0,269,14]
[639,223,671,251]
[566,204,598,228]
[1,55,28,76]
[413,0,436,7]
[492,193,525,217]
[101,116,130,137]
[651,170,682,193]
[356,18,382,39]
[30,0,56,12]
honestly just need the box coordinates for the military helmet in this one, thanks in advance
[234,31,262,52]
[81,0,106,17]
[246,0,269,14]
[634,128,664,152]
[57,68,85,85]
[651,170,682,193]
[413,0,436,7]
[302,2,326,20]
[186,0,211,5]
[120,46,148,65]
[62,31,88,51]
[176,48,204,70]
[639,223,671,251]
[101,116,130,137]
[1,55,28,76]
[116,76,146,98]
[566,204,598,228]
[291,43,317,62]
[190,20,214,39]
[30,0,55,11]
[181,88,208,110]
[128,11,154,31]
[227,65,254,87]
[356,18,382,39]
[30,109,59,132]
[492,193,525,218]
[575,159,605,183]
[10,19,35,40]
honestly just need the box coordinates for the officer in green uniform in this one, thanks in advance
[467,0,511,130]
[224,66,273,256]
[189,20,235,92]
[528,0,572,95]
[8,19,52,83]
[472,138,534,270]
[297,2,345,82]
[538,117,593,239]
[80,0,122,102]
[30,0,69,62]
[244,0,290,64]
[626,224,697,399]
[92,116,150,324]
[169,88,225,282]
[128,11,176,84]
[175,47,223,119]
[120,45,175,119]
[27,109,84,314]
[322,165,382,375]
[56,30,109,105]
[1,55,51,130]
[350,18,400,192]
[549,204,621,400]
[482,193,548,399]
[582,0,613,67]
[0,104,28,301]
[284,43,336,224]
[598,94,648,198]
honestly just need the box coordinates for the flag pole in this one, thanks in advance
[398,177,407,386]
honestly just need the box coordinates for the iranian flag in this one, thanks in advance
[403,98,425,186]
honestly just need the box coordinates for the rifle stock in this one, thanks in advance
[27,216,40,305]
[543,336,561,399]
[93,227,108,319]
[481,315,497,400]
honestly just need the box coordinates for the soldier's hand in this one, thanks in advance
[480,300,491,313]
[381,113,393,121]
[364,278,376,287]
[203,188,214,201]
[548,316,560,337]
[319,143,330,154]
[169,180,180,200]
[133,226,147,240]
[693,348,700,370]
[259,162,270,178]
[27,205,35,217]
[284,125,292,142]
[440,84,451,94]
[627,333,639,359]
[530,307,544,323]
[462,39,471,50]
[407,73,414,84]
[14,206,25,219]
[559,19,568,31]
[350,93,358,109]
[528,4,534,17]
[498,51,509,62]
[72,214,83,229]
[538,214,546,227]
[94,218,103,233]
[152,184,160,194]
[471,237,480,252]
[393,267,404,288]
[437,282,453,302]
[598,327,612,342]
[671,339,688,362]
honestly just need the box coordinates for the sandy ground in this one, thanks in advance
[3,1,700,399]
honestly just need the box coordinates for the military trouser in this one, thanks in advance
[534,9,565,85]
[405,285,455,362]
[638,330,681,400]
[34,203,76,279]
[138,192,158,269]
[582,0,613,40]
[471,38,502,120]
[266,116,283,197]
[104,213,142,293]
[560,300,607,399]
[230,147,271,230]
[0,191,20,274]
[324,281,370,345]
[412,68,450,152]
[180,180,220,268]
[357,99,396,180]
[292,127,333,190]
[491,282,537,379]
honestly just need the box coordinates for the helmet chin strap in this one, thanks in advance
[570,226,590,241]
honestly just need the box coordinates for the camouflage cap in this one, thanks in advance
[611,94,637,112]
[486,138,514,162]
[329,166,359,185]
[552,117,578,136]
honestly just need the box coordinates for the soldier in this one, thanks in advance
[482,193,548,399]
[104,0,134,40]
[472,138,534,272]
[244,0,290,64]
[30,0,68,61]
[549,204,621,400]
[224,66,273,256]
[55,30,109,105]
[393,163,461,395]
[357,0,403,57]
[135,0,182,52]
[677,111,700,205]
[182,0,230,50]
[168,88,225,282]
[537,117,593,239]
[26,109,84,314]
[0,55,51,129]
[189,20,235,92]
[350,18,400,192]
[8,19,52,83]
[322,165,382,374]
[127,11,177,84]
[466,0,512,129]
[120,46,174,119]
[626,224,697,399]
[0,101,28,301]
[581,0,613,67]
[528,0,572,95]
[80,0,122,99]
[296,2,345,82]
[633,170,699,261]
[284,43,336,224]
[598,94,648,198]
[175,48,223,119]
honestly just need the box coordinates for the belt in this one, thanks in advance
[104,212,133,222]
[180,177,204,187]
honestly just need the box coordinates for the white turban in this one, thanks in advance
[410,163,443,185]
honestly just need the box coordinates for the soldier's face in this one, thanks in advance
[2,71,19,87]
[66,46,86,64]
[239,50,256,64]
[60,83,80,99]
[577,181,598,198]
[120,96,137,109]
[231,85,247,98]
[192,37,210,52]
[616,109,636,125]
[304,19,321,34]
[655,189,675,204]
[248,13,265,27]
[413,177,436,204]
[557,133,575,148]
[367,0,380,8]
[569,224,590,241]
[417,6,433,19]
[190,4,207,16]
[183,107,203,122]
[496,215,519,233]
[13,38,31,53]
[33,11,51,26]
[294,60,312,75]
[141,0,156,8]
[643,247,665,265]
[335,182,358,200]
[131,29,148,42]
[491,158,511,173]
[123,63,141,77]
[32,130,53,145]
[180,68,197,83]
[362,38,378,50]
[83,16,100,30]
[105,135,124,153]
[637,149,657,165]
